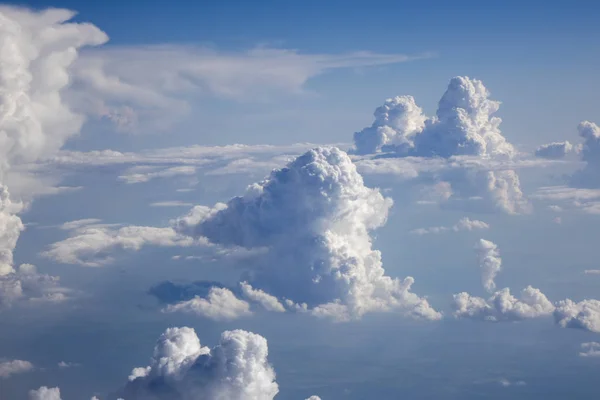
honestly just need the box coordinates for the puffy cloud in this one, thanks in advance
[579,342,600,357]
[353,96,426,155]
[476,239,501,293]
[175,147,440,321]
[0,359,34,378]
[571,121,600,187]
[28,386,61,400]
[554,299,600,333]
[43,225,202,266]
[452,286,555,322]
[535,141,574,159]
[352,77,530,214]
[240,282,286,313]
[410,217,489,235]
[0,264,69,308]
[353,76,514,158]
[123,327,279,400]
[164,287,252,321]
[0,186,24,275]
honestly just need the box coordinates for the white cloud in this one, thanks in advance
[554,299,600,333]
[57,361,80,369]
[164,287,251,321]
[43,225,202,266]
[305,397,322,400]
[571,121,600,187]
[532,186,600,215]
[353,76,514,158]
[123,327,279,399]
[118,166,196,184]
[498,378,526,387]
[410,217,489,235]
[240,282,286,313]
[579,342,600,357]
[150,201,194,207]
[453,286,555,321]
[60,218,103,231]
[535,141,574,159]
[29,386,61,400]
[477,239,502,293]
[0,359,34,378]
[174,147,440,322]
[70,44,429,133]
[584,270,600,275]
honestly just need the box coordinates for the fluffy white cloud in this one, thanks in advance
[452,286,555,321]
[240,282,286,313]
[29,386,61,400]
[164,287,252,321]
[0,359,34,378]
[410,217,489,235]
[175,147,440,322]
[123,327,279,400]
[353,96,426,155]
[535,141,575,159]
[353,76,514,158]
[43,225,201,266]
[571,121,600,187]
[477,239,502,293]
[579,342,600,357]
[554,299,600,333]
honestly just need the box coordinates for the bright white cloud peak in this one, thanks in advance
[123,327,279,400]
[28,386,61,400]
[175,147,441,321]
[477,239,502,293]
[353,76,514,158]
[572,121,600,187]
[164,287,252,321]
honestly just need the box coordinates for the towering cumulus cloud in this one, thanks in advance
[175,147,440,321]
[477,239,502,293]
[353,76,528,214]
[123,327,279,400]
[572,121,600,187]
[0,7,107,305]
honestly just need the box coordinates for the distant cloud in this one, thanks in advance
[118,166,196,184]
[0,359,34,378]
[164,287,251,321]
[532,186,600,215]
[477,239,502,293]
[57,361,80,369]
[410,217,489,235]
[453,286,555,322]
[584,270,600,275]
[28,386,61,400]
[535,141,575,159]
[1,264,70,308]
[554,299,600,333]
[70,44,430,133]
[579,342,600,357]
[150,201,194,207]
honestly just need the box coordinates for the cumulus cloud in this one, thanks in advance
[29,386,62,400]
[164,287,252,321]
[240,282,286,313]
[353,76,514,158]
[476,239,502,293]
[174,147,440,321]
[122,327,279,400]
[554,299,600,333]
[0,264,69,308]
[352,77,530,214]
[410,217,489,235]
[453,286,555,322]
[571,121,600,187]
[579,342,600,357]
[43,225,202,266]
[535,141,575,159]
[0,359,34,378]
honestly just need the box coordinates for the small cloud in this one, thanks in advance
[579,342,600,357]
[58,361,80,369]
[0,359,34,378]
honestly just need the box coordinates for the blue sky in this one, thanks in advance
[0,2,600,400]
